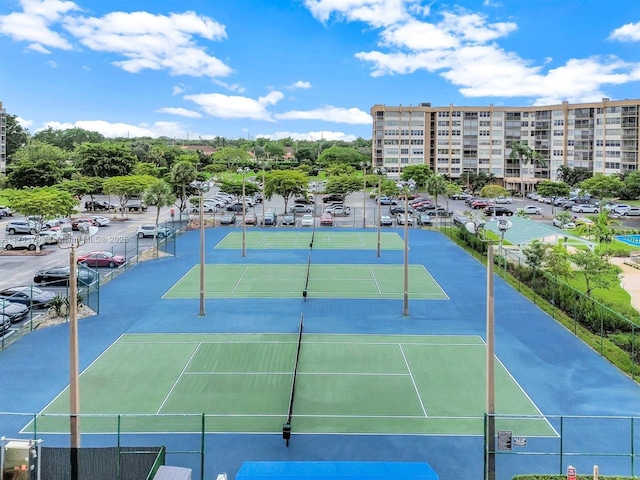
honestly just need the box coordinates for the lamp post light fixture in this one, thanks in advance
[238,167,251,257]
[373,167,387,258]
[190,180,210,316]
[465,218,512,480]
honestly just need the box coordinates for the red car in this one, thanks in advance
[77,251,125,268]
[471,199,494,209]
[320,212,334,226]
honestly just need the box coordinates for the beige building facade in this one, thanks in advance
[371,99,640,191]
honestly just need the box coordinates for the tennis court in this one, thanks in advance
[25,332,554,437]
[162,264,449,299]
[214,231,406,250]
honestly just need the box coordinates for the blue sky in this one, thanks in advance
[2,0,640,142]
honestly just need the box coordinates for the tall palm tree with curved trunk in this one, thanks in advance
[170,161,197,219]
[426,174,447,207]
[509,141,545,197]
[143,179,176,236]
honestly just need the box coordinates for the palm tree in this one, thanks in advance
[509,141,545,197]
[426,174,448,208]
[170,161,197,219]
[142,179,175,236]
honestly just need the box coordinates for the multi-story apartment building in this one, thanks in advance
[371,99,640,192]
[0,102,6,176]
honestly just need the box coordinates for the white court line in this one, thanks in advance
[369,268,382,293]
[399,344,428,417]
[156,343,202,415]
[161,264,199,299]
[231,267,250,293]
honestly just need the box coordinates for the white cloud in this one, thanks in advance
[610,22,640,42]
[63,10,232,78]
[257,130,358,142]
[38,120,190,138]
[184,91,284,121]
[155,107,202,118]
[28,43,52,53]
[172,85,185,96]
[287,80,312,90]
[304,0,415,28]
[0,0,78,51]
[275,106,371,124]
[16,116,33,129]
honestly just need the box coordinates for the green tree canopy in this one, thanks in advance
[32,127,105,150]
[324,174,363,199]
[572,250,618,297]
[263,170,308,213]
[142,179,175,230]
[5,114,29,162]
[75,142,138,178]
[556,165,592,186]
[401,165,432,188]
[169,161,198,216]
[536,180,570,198]
[317,146,367,169]
[426,174,449,205]
[102,175,156,215]
[578,174,623,199]
[479,185,508,199]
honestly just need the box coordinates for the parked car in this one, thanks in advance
[380,215,393,226]
[0,298,30,323]
[293,197,314,205]
[244,212,258,225]
[281,213,296,225]
[618,206,640,216]
[262,211,277,226]
[191,202,218,213]
[70,218,98,231]
[0,286,56,309]
[518,205,543,215]
[77,251,125,268]
[322,194,344,203]
[37,230,63,245]
[450,192,471,200]
[5,220,36,235]
[0,314,10,334]
[85,200,116,211]
[300,214,314,227]
[377,196,398,205]
[571,204,599,214]
[220,213,237,225]
[122,200,148,212]
[226,203,247,212]
[320,212,334,226]
[33,266,97,286]
[611,204,633,215]
[390,206,414,215]
[290,204,313,214]
[471,199,493,209]
[89,215,110,226]
[396,213,413,226]
[452,215,468,226]
[0,206,13,217]
[416,213,432,226]
[552,218,576,229]
[2,235,40,251]
[137,224,173,238]
[483,206,513,217]
[494,197,513,204]
[324,205,351,216]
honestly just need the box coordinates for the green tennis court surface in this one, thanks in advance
[26,333,555,437]
[163,264,449,299]
[214,231,406,250]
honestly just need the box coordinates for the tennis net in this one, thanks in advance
[284,313,304,445]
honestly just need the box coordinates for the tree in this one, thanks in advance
[554,211,574,228]
[544,243,573,279]
[556,165,592,186]
[401,165,432,188]
[5,114,29,162]
[75,142,138,178]
[591,211,620,256]
[578,174,623,200]
[218,179,259,198]
[210,147,252,169]
[317,146,367,169]
[7,158,64,188]
[619,171,640,200]
[536,180,570,199]
[132,162,161,177]
[263,170,308,214]
[32,127,105,150]
[426,174,448,206]
[509,141,545,197]
[522,239,548,272]
[169,161,198,218]
[264,142,286,161]
[479,185,508,199]
[325,164,356,177]
[572,250,618,297]
[142,179,175,233]
[8,187,77,251]
[324,174,363,200]
[102,175,156,216]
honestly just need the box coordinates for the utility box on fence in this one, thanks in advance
[153,465,192,480]
[1,438,41,480]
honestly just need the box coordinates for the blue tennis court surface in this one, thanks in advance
[0,228,639,480]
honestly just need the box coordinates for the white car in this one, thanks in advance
[396,213,413,225]
[2,235,41,251]
[90,215,110,226]
[494,197,513,204]
[300,214,314,227]
[552,218,576,229]
[618,206,640,216]
[519,205,543,215]
[571,204,599,214]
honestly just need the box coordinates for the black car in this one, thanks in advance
[220,213,237,225]
[262,211,277,226]
[483,206,513,216]
[390,206,415,215]
[0,299,29,323]
[33,266,98,287]
[84,200,116,211]
[281,214,296,225]
[0,314,10,334]
[293,197,314,205]
[0,286,56,309]
[226,203,246,212]
[322,194,344,203]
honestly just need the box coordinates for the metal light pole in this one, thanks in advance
[190,180,209,316]
[362,163,367,228]
[377,175,382,257]
[68,244,80,480]
[465,218,512,480]
[403,189,410,316]
[261,166,266,229]
[238,167,250,257]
